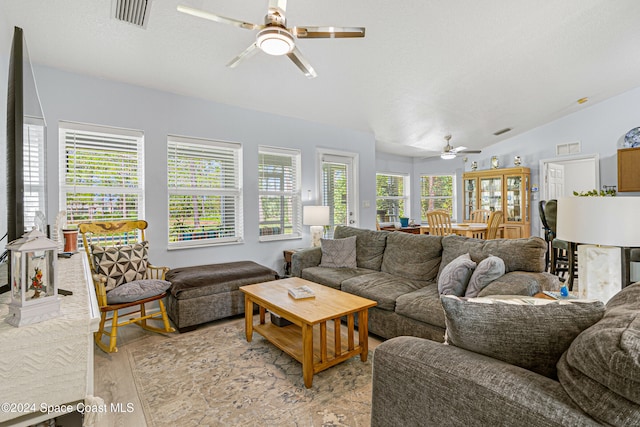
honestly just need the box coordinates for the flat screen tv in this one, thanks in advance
[2,26,46,291]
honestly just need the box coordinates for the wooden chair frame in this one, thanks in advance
[469,209,491,223]
[426,210,453,236]
[79,220,174,353]
[485,210,504,240]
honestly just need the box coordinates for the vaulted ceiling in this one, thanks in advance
[3,0,640,157]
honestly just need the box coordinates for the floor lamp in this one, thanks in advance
[556,196,640,302]
[303,206,330,247]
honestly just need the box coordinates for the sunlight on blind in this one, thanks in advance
[59,122,144,225]
[167,136,243,247]
[24,122,46,230]
[258,146,301,241]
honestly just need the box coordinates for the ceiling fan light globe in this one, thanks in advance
[440,152,456,160]
[256,28,295,55]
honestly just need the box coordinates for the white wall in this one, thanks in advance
[33,66,376,274]
[563,160,598,195]
[401,85,640,235]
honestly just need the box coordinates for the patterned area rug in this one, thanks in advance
[127,320,373,426]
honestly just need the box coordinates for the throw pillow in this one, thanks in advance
[557,283,640,425]
[106,279,171,304]
[464,255,506,298]
[441,295,605,379]
[92,241,149,291]
[319,236,357,268]
[437,253,476,296]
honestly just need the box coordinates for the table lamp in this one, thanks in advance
[303,205,330,247]
[556,196,640,302]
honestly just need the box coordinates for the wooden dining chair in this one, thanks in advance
[79,220,175,353]
[470,209,491,223]
[426,210,453,236]
[485,210,504,239]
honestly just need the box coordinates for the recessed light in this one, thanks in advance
[577,97,589,104]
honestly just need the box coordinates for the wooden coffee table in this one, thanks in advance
[240,277,377,388]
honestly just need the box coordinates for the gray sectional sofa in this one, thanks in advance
[292,225,558,341]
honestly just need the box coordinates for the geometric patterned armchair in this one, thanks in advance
[79,220,174,353]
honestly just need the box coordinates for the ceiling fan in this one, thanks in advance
[440,135,481,159]
[177,0,365,78]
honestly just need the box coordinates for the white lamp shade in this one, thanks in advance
[556,197,640,246]
[303,205,330,226]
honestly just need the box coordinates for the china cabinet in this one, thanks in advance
[462,167,531,238]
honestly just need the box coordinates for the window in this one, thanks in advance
[258,146,301,241]
[319,151,358,237]
[420,174,455,222]
[59,121,144,226]
[167,135,242,248]
[376,173,409,224]
[24,118,47,230]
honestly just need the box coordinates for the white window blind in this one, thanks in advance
[376,173,409,224]
[258,146,301,241]
[168,135,243,248]
[24,118,47,230]
[59,121,144,225]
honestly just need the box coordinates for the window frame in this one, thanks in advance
[376,172,410,225]
[257,145,302,242]
[167,134,243,249]
[24,117,47,231]
[420,174,456,223]
[58,121,145,227]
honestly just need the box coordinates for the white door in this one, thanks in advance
[546,162,565,199]
[318,151,358,236]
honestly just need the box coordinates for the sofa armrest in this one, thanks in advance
[291,247,322,277]
[477,271,560,297]
[371,336,598,427]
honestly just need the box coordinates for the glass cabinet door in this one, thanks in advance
[463,178,477,221]
[505,175,522,222]
[480,177,502,212]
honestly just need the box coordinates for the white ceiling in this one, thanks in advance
[3,0,640,157]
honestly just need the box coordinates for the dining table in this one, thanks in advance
[419,222,503,238]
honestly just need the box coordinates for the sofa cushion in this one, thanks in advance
[442,295,605,379]
[437,253,476,296]
[319,236,357,268]
[557,283,640,426]
[342,272,427,311]
[395,284,445,328]
[92,241,148,291]
[439,235,546,277]
[334,226,390,271]
[465,255,505,298]
[300,266,376,289]
[381,233,442,282]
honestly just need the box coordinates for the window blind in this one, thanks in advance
[59,122,144,225]
[258,146,301,241]
[23,121,46,230]
[168,136,243,247]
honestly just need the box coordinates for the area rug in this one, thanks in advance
[127,321,373,426]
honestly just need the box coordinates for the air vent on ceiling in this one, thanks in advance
[556,141,581,156]
[493,128,512,136]
[112,0,152,28]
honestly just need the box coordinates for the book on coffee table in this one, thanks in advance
[288,285,316,299]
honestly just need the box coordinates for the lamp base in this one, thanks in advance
[5,297,61,327]
[577,245,621,303]
[310,225,324,247]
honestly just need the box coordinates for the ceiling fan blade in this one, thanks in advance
[268,0,287,14]
[460,150,482,154]
[287,47,318,78]
[177,5,261,30]
[227,43,260,68]
[451,146,468,153]
[291,26,365,39]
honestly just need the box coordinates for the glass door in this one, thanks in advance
[480,177,502,212]
[463,177,477,221]
[505,175,523,222]
[319,152,357,237]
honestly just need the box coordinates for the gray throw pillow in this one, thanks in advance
[437,253,476,296]
[106,279,171,304]
[465,255,505,298]
[319,236,357,268]
[92,241,149,291]
[441,295,605,379]
[557,283,640,425]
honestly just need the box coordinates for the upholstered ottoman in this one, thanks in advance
[165,261,278,332]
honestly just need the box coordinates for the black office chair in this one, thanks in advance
[539,200,551,272]
[544,199,578,290]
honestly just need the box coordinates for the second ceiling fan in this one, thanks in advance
[440,135,481,159]
[177,0,365,78]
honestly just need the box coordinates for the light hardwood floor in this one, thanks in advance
[91,315,383,427]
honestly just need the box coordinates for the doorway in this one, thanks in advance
[539,154,599,200]
[317,149,359,236]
